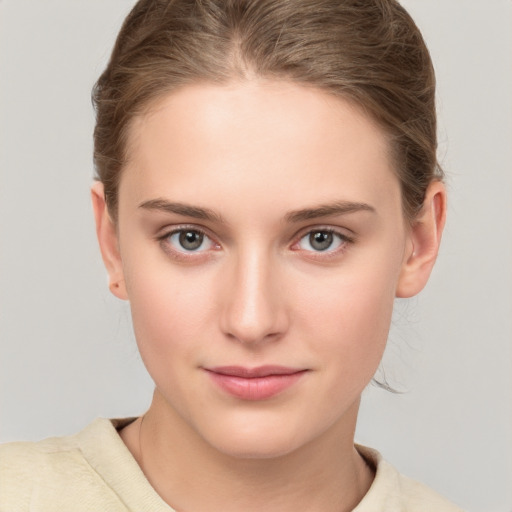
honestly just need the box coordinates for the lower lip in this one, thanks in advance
[206,370,307,401]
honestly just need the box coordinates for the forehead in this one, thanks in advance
[120,80,400,218]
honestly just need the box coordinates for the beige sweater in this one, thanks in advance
[0,418,463,512]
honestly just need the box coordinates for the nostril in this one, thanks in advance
[226,328,284,346]
[221,298,288,345]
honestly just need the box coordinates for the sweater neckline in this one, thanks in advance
[77,417,400,512]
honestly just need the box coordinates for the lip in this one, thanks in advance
[204,365,308,401]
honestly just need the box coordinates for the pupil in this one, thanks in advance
[179,230,203,250]
[310,231,332,251]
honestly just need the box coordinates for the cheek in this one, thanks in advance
[306,285,393,413]
[296,256,400,377]
[123,257,217,368]
[307,283,393,357]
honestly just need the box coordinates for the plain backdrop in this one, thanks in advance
[0,1,511,511]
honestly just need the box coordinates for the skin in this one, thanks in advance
[92,80,446,512]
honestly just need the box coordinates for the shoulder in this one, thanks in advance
[392,470,464,512]
[0,418,135,512]
[0,433,86,510]
[354,445,465,512]
[0,432,83,483]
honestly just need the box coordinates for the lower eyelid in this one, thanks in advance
[290,230,355,259]
[157,226,352,258]
[159,227,221,255]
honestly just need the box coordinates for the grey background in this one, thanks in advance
[0,1,511,511]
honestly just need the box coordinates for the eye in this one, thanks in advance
[165,228,217,253]
[296,229,347,253]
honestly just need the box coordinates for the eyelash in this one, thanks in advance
[157,225,220,261]
[292,227,354,259]
[157,225,354,261]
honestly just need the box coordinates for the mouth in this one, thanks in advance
[203,365,308,400]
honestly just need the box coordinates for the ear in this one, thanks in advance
[396,180,447,298]
[91,182,128,300]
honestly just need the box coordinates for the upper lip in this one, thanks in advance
[206,365,305,378]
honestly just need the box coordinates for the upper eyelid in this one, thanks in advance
[158,226,220,257]
[291,228,354,259]
[157,225,220,252]
[293,225,355,243]
[155,224,354,249]
[156,224,214,240]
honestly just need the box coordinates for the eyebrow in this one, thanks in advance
[138,199,225,223]
[139,198,375,224]
[284,201,376,223]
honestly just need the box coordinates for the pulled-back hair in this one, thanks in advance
[93,0,441,221]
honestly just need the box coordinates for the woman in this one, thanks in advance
[0,1,464,510]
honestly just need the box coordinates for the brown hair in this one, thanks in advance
[93,0,442,222]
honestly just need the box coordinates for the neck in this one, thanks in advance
[121,389,374,512]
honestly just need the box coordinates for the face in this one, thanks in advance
[94,80,440,459]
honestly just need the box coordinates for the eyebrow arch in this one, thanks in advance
[285,201,376,223]
[138,199,225,223]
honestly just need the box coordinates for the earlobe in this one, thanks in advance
[91,182,128,300]
[395,181,447,298]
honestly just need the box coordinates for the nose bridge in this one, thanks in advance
[220,243,286,345]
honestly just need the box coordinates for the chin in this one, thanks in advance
[206,431,303,460]
[193,411,319,461]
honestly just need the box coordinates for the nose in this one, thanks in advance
[219,247,289,346]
